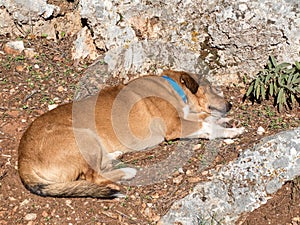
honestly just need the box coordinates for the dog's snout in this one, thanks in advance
[225,102,232,112]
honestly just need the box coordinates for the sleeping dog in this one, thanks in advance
[18,70,244,198]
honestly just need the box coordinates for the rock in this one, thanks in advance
[173,175,183,184]
[1,0,60,23]
[103,40,209,79]
[2,0,299,84]
[16,65,24,72]
[257,126,265,135]
[0,8,20,36]
[48,104,58,111]
[80,0,300,84]
[178,167,184,174]
[20,199,30,207]
[24,213,37,221]
[223,139,235,144]
[0,1,81,40]
[72,27,99,62]
[3,41,24,55]
[159,128,300,225]
[24,48,37,59]
[57,86,64,92]
[42,211,48,218]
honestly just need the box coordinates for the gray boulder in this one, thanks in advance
[159,128,300,225]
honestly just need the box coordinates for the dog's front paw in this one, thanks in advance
[228,127,245,138]
[120,167,137,180]
[108,151,124,160]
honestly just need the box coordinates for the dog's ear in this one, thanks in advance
[180,73,199,94]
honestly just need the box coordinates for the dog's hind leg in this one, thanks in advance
[85,166,137,186]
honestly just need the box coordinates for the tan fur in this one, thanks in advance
[18,70,244,198]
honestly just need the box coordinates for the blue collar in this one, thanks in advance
[162,75,187,103]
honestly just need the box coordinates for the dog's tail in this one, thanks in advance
[22,180,121,198]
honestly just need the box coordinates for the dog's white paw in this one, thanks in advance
[120,168,137,180]
[108,151,123,159]
[229,127,245,138]
[236,127,245,134]
[217,117,233,124]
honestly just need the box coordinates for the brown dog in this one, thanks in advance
[18,70,244,198]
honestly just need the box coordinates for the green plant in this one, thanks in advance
[246,56,300,111]
[15,55,25,61]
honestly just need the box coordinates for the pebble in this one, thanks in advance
[193,144,202,150]
[24,48,37,59]
[42,211,48,217]
[16,65,24,72]
[257,126,265,135]
[20,199,30,207]
[3,41,24,55]
[186,169,193,176]
[178,167,184,174]
[187,177,201,183]
[57,86,65,92]
[24,213,37,221]
[238,3,248,11]
[8,197,17,201]
[48,104,58,111]
[223,139,235,144]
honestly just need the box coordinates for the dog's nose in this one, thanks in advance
[225,102,232,112]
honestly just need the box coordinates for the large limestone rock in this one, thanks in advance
[1,0,299,83]
[79,0,300,83]
[159,128,300,225]
[0,0,81,40]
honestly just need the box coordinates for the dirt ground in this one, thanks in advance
[0,23,300,225]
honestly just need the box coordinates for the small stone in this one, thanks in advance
[238,3,248,11]
[188,177,201,183]
[34,64,40,69]
[9,88,15,94]
[151,193,159,199]
[186,169,193,176]
[144,207,153,218]
[193,144,202,150]
[24,213,37,221]
[16,65,24,72]
[201,171,209,176]
[223,139,235,144]
[24,48,37,59]
[152,215,160,222]
[3,41,25,55]
[21,119,27,123]
[9,196,17,201]
[48,104,58,111]
[173,175,183,184]
[20,199,30,207]
[178,167,184,174]
[57,86,65,92]
[257,126,265,135]
[42,211,48,218]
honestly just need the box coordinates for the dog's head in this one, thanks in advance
[161,70,231,116]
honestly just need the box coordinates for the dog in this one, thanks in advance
[18,70,244,198]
